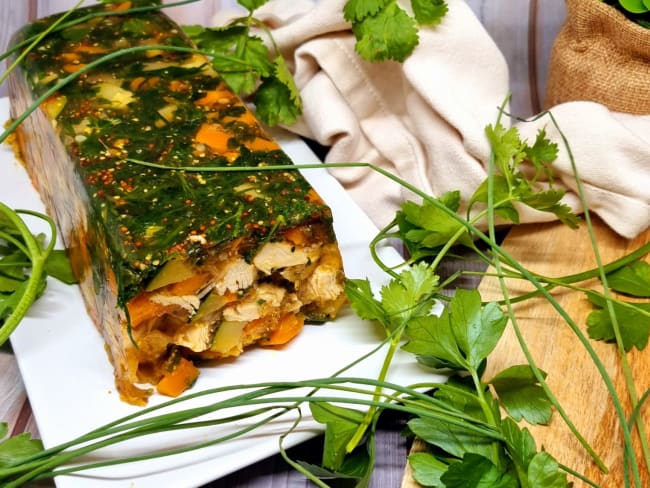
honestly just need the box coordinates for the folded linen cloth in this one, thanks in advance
[214,0,650,238]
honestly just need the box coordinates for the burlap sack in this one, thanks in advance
[545,0,650,114]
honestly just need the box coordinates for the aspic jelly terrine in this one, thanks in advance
[8,1,346,405]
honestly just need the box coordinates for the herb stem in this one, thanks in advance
[0,204,52,346]
[548,110,647,484]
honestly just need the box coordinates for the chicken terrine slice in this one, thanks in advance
[8,1,346,405]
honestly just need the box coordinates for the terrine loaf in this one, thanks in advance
[8,1,346,405]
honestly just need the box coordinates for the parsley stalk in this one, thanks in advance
[544,110,650,480]
[0,205,55,345]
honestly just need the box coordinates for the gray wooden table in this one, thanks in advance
[0,1,567,486]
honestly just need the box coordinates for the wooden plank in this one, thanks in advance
[403,218,650,487]
[0,3,31,98]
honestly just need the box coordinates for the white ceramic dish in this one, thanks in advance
[0,97,438,487]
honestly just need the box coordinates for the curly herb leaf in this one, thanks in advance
[411,0,449,25]
[586,292,650,351]
[468,123,580,228]
[352,2,419,62]
[184,15,302,127]
[253,56,302,126]
[343,0,391,22]
[346,261,439,334]
[489,365,553,425]
[396,191,474,261]
[380,261,440,330]
[345,0,448,62]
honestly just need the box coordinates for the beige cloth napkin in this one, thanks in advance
[215,0,650,238]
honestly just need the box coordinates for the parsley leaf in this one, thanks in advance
[237,0,269,11]
[489,365,553,425]
[345,278,385,323]
[501,418,537,471]
[525,129,559,184]
[586,292,650,351]
[380,262,440,329]
[407,417,495,460]
[396,191,474,262]
[527,452,569,488]
[0,423,44,469]
[408,451,448,486]
[469,123,580,228]
[403,289,507,372]
[343,0,391,22]
[440,453,518,487]
[310,403,365,471]
[605,260,650,297]
[253,56,302,126]
[346,261,440,334]
[352,2,419,62]
[345,0,448,62]
[411,0,449,25]
[187,25,273,95]
[184,19,302,126]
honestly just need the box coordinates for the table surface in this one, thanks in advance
[0,1,569,487]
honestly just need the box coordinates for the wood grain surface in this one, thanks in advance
[402,218,650,487]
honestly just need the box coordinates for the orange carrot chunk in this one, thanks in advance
[262,314,304,346]
[156,357,200,397]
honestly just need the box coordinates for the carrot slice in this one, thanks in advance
[196,123,232,154]
[156,357,199,397]
[262,314,304,346]
[127,273,209,328]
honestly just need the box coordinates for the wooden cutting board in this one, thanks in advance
[401,217,650,487]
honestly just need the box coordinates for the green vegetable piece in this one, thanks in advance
[489,365,553,425]
[403,311,466,371]
[380,261,439,330]
[449,289,507,371]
